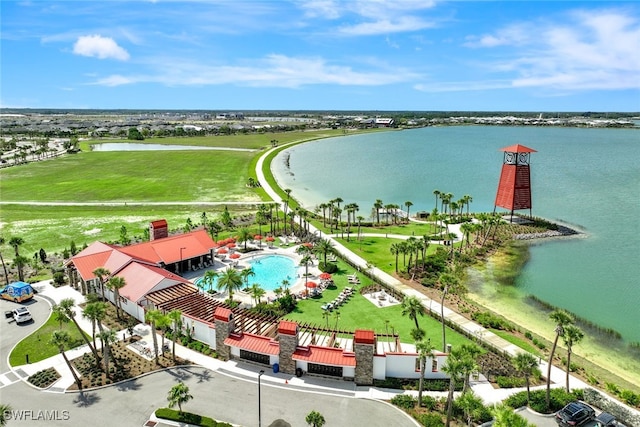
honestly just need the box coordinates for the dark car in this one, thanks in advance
[595,412,627,427]
[555,401,595,426]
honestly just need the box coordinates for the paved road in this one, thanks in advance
[0,366,418,427]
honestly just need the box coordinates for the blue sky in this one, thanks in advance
[2,1,639,111]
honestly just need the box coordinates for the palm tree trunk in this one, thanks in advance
[71,316,100,362]
[151,321,159,365]
[525,376,531,406]
[418,361,425,407]
[566,348,572,393]
[446,379,455,427]
[546,334,560,410]
[441,287,448,353]
[60,349,82,389]
[0,252,9,285]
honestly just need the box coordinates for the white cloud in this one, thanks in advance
[338,16,435,36]
[73,35,130,61]
[89,54,419,88]
[460,8,640,91]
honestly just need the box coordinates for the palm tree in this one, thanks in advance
[404,200,413,223]
[443,350,465,427]
[106,276,126,320]
[416,338,435,407]
[239,267,254,288]
[512,352,540,406]
[51,330,83,389]
[145,309,162,364]
[0,237,10,285]
[92,267,110,300]
[52,302,71,329]
[9,236,25,281]
[0,403,12,426]
[433,189,441,210]
[562,324,584,392]
[216,267,244,304]
[390,243,401,273]
[237,227,252,250]
[248,283,265,305]
[438,272,460,352]
[58,298,100,363]
[305,410,326,427]
[282,188,292,235]
[401,295,425,331]
[456,391,484,427]
[202,269,218,294]
[82,301,107,355]
[546,310,574,409]
[167,309,182,363]
[373,199,383,225]
[457,343,481,394]
[98,329,117,377]
[314,239,333,266]
[491,403,534,427]
[167,381,193,414]
[155,313,171,355]
[322,310,330,328]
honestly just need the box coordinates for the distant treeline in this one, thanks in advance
[1,108,638,120]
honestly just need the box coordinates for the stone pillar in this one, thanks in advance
[214,307,235,361]
[277,320,299,375]
[354,329,375,386]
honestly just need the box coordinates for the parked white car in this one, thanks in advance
[12,307,32,323]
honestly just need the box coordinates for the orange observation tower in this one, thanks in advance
[494,144,537,220]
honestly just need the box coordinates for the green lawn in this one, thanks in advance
[10,313,91,366]
[0,204,252,257]
[285,262,474,350]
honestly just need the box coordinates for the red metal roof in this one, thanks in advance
[499,144,537,153]
[117,263,186,303]
[278,320,298,336]
[354,329,375,345]
[292,346,356,366]
[224,333,279,355]
[70,242,135,281]
[120,229,216,264]
[214,306,232,322]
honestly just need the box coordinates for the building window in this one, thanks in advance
[240,350,269,365]
[432,359,438,372]
[308,363,343,378]
[415,358,421,372]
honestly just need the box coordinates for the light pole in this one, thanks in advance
[258,369,265,427]
[179,247,186,274]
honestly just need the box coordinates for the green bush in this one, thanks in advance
[155,408,232,427]
[524,331,533,340]
[471,311,514,331]
[504,388,583,414]
[318,261,338,273]
[390,394,416,410]
[620,389,640,407]
[420,395,438,410]
[415,413,444,427]
[496,376,526,388]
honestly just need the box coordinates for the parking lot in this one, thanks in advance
[1,295,50,373]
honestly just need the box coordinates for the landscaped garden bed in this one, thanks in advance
[69,339,190,390]
[28,367,61,389]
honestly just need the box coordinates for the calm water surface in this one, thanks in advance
[273,126,640,342]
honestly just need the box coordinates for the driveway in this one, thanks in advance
[0,366,418,427]
[0,295,51,373]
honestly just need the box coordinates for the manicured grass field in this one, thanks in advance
[285,263,473,350]
[10,313,90,366]
[0,204,248,256]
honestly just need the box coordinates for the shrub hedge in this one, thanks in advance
[155,408,232,427]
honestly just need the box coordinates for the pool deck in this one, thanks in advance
[181,243,321,307]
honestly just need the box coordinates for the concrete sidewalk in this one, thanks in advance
[10,280,588,409]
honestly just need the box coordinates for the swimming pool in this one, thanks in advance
[193,255,299,292]
[246,255,298,291]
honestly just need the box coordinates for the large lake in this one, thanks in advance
[272,126,640,343]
